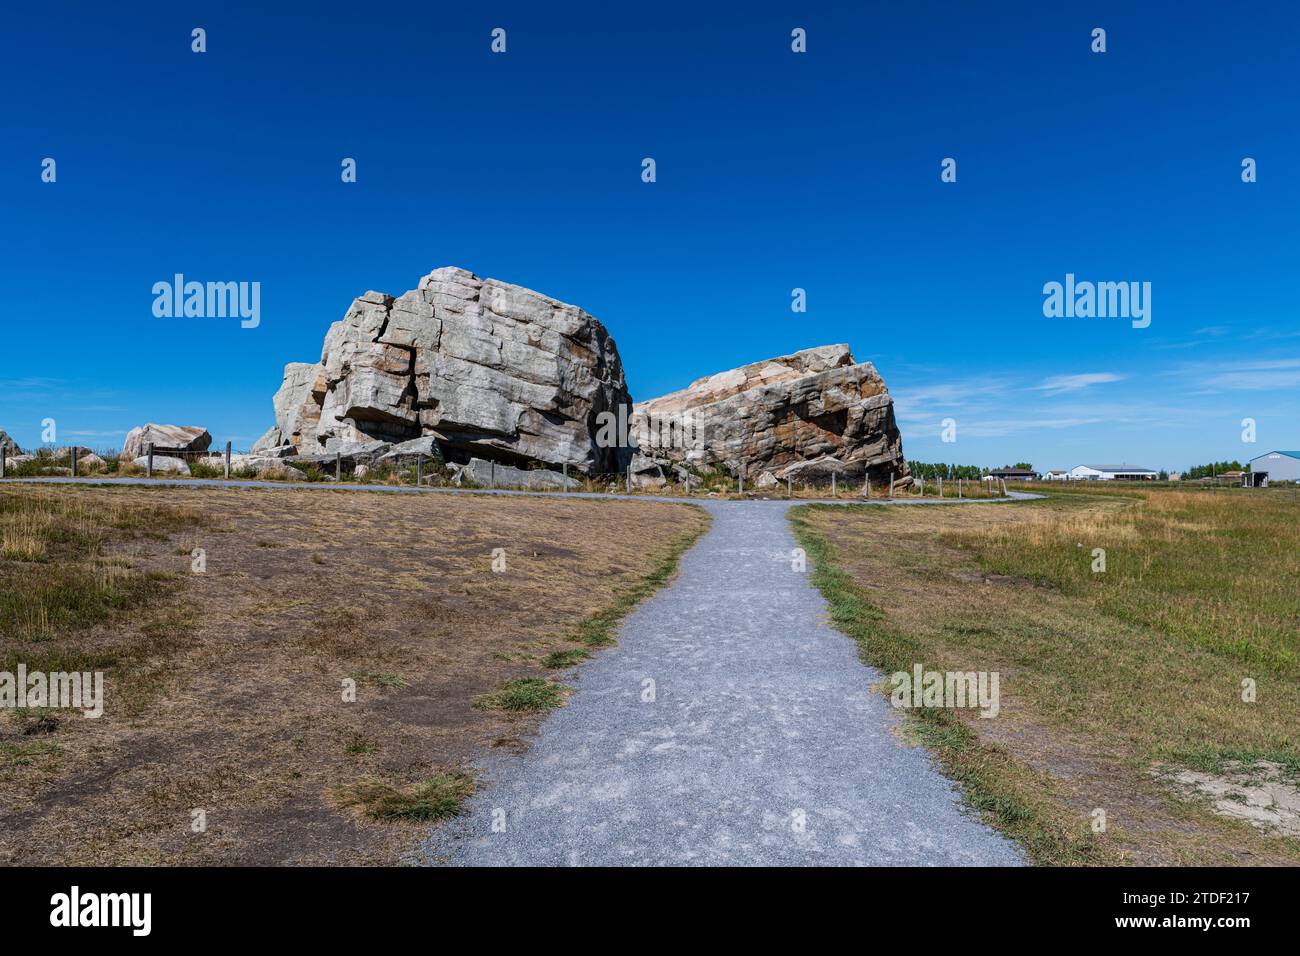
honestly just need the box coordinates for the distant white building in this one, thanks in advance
[1068,463,1159,481]
[1044,469,1069,481]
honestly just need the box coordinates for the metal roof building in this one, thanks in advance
[1068,463,1159,480]
[1247,450,1300,485]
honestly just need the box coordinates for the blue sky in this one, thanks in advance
[2,1,1297,472]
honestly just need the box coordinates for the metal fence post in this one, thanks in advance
[147,442,154,478]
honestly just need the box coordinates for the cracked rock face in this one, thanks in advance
[256,267,634,473]
[632,344,909,482]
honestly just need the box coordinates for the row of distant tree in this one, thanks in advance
[907,461,1034,479]
[1182,460,1248,480]
[910,460,1251,481]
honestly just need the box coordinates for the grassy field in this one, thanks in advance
[791,483,1300,865]
[0,484,708,864]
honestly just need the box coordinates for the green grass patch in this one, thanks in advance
[350,672,408,689]
[474,677,568,712]
[542,648,591,669]
[332,771,474,821]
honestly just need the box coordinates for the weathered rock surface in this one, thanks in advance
[632,344,909,484]
[451,457,579,491]
[133,455,190,475]
[76,453,107,470]
[377,436,442,466]
[258,267,634,474]
[775,455,847,481]
[122,424,211,460]
[254,443,299,459]
[0,431,22,455]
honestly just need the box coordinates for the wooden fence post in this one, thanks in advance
[335,452,342,482]
[417,455,423,486]
[889,472,895,498]
[0,441,6,479]
[491,461,496,489]
[831,472,836,497]
[562,461,567,493]
[958,478,962,498]
[787,476,792,498]
[147,442,154,479]
[70,448,77,478]
[225,441,232,479]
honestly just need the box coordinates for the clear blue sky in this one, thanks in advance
[3,1,1297,472]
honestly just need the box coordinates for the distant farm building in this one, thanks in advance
[990,467,1039,481]
[1247,450,1300,487]
[1068,464,1159,481]
[1044,469,1069,481]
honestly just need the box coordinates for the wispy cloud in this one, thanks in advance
[920,417,1106,439]
[1171,357,1300,393]
[1031,372,1123,395]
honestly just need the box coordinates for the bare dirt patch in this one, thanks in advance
[1156,762,1300,839]
[0,485,707,865]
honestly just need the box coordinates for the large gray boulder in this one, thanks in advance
[0,430,21,455]
[122,424,211,460]
[260,267,634,474]
[632,345,909,484]
[452,457,579,490]
[133,455,190,475]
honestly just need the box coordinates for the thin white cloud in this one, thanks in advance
[1171,357,1300,393]
[1032,372,1123,395]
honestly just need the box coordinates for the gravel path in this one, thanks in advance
[422,496,1027,866]
[5,475,1031,866]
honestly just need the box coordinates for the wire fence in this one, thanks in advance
[0,439,1020,500]
[13,445,1297,502]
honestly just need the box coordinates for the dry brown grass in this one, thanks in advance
[0,484,708,865]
